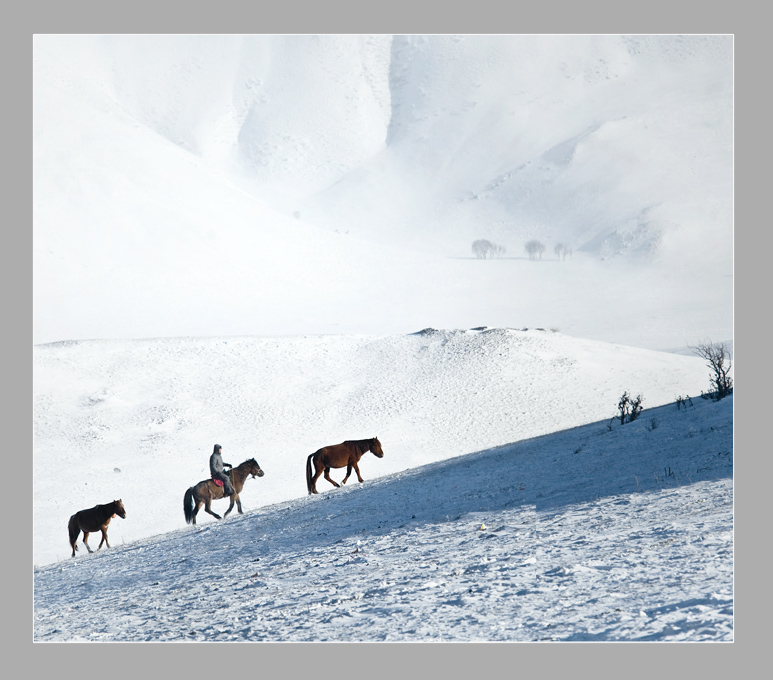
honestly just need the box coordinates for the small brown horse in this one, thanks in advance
[183,458,264,525]
[306,437,384,494]
[68,499,126,558]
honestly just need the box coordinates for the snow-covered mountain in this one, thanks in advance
[33,35,732,348]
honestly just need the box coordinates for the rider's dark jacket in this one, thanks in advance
[209,450,229,476]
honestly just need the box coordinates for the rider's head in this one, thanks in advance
[213,444,222,454]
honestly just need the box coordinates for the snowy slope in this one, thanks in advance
[34,328,715,568]
[33,386,732,642]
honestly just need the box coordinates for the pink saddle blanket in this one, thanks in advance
[212,477,224,487]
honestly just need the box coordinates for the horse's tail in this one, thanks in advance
[67,513,80,548]
[183,487,195,525]
[306,453,314,495]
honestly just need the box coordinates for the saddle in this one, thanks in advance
[211,469,233,487]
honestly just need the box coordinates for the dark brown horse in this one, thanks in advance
[183,458,264,525]
[68,499,126,558]
[306,437,384,494]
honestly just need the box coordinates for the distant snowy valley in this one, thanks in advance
[33,35,732,349]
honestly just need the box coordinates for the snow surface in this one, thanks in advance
[33,329,732,641]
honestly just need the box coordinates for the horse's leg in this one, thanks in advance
[223,494,236,518]
[82,532,93,553]
[323,466,341,489]
[352,460,365,483]
[341,463,353,485]
[98,527,111,550]
[204,499,222,520]
[192,499,202,525]
[310,461,325,493]
[236,495,244,515]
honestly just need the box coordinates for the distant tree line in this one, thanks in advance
[472,237,574,261]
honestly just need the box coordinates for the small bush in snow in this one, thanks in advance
[616,391,644,425]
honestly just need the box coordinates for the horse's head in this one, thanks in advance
[370,437,384,458]
[246,458,265,478]
[114,499,126,519]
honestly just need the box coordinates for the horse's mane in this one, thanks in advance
[343,439,369,454]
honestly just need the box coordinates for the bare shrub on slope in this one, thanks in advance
[616,391,644,425]
[689,341,733,401]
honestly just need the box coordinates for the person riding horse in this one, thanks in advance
[209,444,235,496]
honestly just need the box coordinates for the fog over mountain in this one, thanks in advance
[33,34,732,349]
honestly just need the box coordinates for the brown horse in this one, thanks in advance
[68,499,126,558]
[183,458,264,525]
[306,437,384,494]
